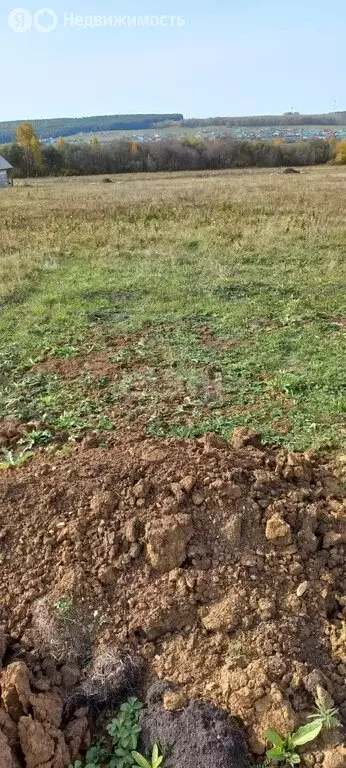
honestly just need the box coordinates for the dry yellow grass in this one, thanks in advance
[1,166,345,296]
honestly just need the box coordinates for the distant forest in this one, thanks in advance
[0,114,184,143]
[173,112,346,128]
[0,111,345,144]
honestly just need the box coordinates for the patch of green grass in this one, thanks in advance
[0,169,345,452]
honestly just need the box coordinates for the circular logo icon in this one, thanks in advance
[34,7,58,32]
[8,8,32,32]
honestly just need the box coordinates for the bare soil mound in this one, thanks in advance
[0,648,251,768]
[0,429,345,765]
[141,681,251,768]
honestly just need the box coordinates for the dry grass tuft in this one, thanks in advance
[32,596,94,665]
[83,647,140,703]
[63,647,142,720]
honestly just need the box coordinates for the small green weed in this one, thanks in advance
[20,429,53,447]
[0,448,34,470]
[55,598,73,616]
[84,742,109,767]
[132,744,164,768]
[307,687,341,731]
[68,697,150,768]
[265,696,340,766]
[106,696,143,767]
[265,722,322,765]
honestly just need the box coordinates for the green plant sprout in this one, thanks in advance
[84,742,109,767]
[68,698,164,768]
[0,448,34,470]
[307,688,341,731]
[106,696,143,767]
[265,695,340,766]
[265,722,323,766]
[55,597,73,615]
[132,743,164,768]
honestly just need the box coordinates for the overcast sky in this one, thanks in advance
[1,0,345,121]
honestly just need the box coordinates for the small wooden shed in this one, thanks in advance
[0,155,13,188]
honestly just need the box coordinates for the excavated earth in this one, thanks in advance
[0,427,345,767]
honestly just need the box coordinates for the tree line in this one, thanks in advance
[165,112,346,128]
[1,122,344,179]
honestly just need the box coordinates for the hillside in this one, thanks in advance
[1,111,346,144]
[0,113,184,143]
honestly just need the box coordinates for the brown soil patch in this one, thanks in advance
[37,353,115,379]
[36,330,151,380]
[199,326,239,351]
[0,430,345,763]
[36,352,143,380]
[0,419,28,449]
[271,419,294,434]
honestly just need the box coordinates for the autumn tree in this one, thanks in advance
[91,137,101,151]
[16,121,36,146]
[335,140,346,164]
[30,135,42,169]
[16,121,42,176]
[182,134,205,149]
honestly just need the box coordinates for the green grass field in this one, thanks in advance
[0,167,345,455]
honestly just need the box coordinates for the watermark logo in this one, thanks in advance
[34,7,58,32]
[8,8,185,32]
[8,7,58,32]
[63,13,186,28]
[8,7,32,31]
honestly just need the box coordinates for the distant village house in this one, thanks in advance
[0,155,13,188]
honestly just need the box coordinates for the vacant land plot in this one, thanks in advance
[0,167,346,768]
[0,167,345,455]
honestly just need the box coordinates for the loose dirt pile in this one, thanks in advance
[0,427,345,766]
[0,646,142,767]
[0,652,89,768]
[0,649,252,768]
